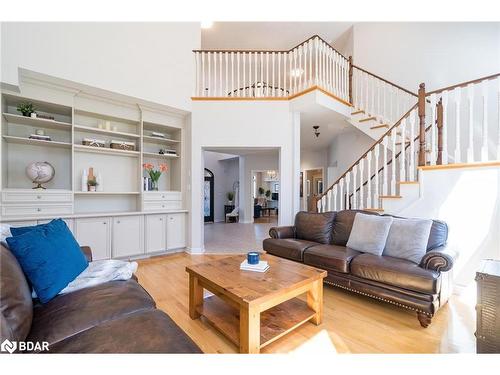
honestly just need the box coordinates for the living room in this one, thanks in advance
[1,1,499,374]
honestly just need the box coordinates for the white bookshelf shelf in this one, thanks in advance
[74,124,140,139]
[74,191,141,195]
[3,112,72,130]
[74,144,140,157]
[142,151,180,159]
[142,135,180,145]
[2,135,72,149]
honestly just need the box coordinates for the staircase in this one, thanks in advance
[316,73,500,214]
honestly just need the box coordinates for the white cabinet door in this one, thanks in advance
[145,214,167,254]
[75,217,111,260]
[112,216,144,258]
[166,213,186,250]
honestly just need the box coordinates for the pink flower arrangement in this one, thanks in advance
[143,163,168,187]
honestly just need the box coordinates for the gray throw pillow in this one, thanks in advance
[346,213,393,255]
[383,218,433,263]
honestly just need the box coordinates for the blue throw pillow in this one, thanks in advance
[10,221,50,236]
[6,219,88,303]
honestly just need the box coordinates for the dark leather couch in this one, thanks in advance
[263,210,457,327]
[0,244,201,353]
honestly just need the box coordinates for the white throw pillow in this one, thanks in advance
[346,213,393,255]
[0,224,12,248]
[383,218,433,263]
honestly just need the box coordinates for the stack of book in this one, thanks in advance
[240,260,269,273]
[29,134,52,141]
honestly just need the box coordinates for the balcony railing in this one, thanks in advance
[193,35,350,102]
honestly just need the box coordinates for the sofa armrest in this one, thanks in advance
[80,246,93,262]
[420,245,458,272]
[269,226,296,239]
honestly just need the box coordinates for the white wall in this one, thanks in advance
[190,101,300,252]
[203,151,239,222]
[327,128,374,184]
[1,22,200,111]
[352,22,500,92]
[399,166,500,287]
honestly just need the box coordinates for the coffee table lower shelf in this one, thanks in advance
[197,295,316,349]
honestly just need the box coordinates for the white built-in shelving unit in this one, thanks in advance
[0,69,189,259]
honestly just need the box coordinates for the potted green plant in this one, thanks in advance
[258,187,265,196]
[87,178,98,192]
[265,189,271,199]
[17,102,36,117]
[227,191,234,204]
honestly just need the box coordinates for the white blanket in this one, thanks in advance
[32,259,138,298]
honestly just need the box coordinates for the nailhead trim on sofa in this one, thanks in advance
[323,279,433,317]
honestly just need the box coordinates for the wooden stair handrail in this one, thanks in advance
[351,64,418,98]
[317,102,419,202]
[193,34,349,62]
[426,72,500,96]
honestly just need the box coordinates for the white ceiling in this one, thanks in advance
[300,109,350,150]
[201,22,353,50]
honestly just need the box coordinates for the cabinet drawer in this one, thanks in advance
[1,204,73,217]
[143,200,182,211]
[2,191,73,203]
[143,191,181,201]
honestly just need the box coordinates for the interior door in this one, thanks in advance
[204,168,214,222]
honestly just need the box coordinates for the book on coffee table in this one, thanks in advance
[240,260,269,272]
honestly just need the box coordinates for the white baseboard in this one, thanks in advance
[186,246,205,254]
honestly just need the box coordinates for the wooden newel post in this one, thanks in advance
[418,83,426,166]
[436,98,444,165]
[348,56,353,105]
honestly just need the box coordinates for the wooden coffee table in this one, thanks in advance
[186,254,327,353]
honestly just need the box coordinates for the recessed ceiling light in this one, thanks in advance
[290,68,304,78]
[201,21,214,29]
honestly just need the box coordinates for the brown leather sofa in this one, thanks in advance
[263,210,457,327]
[0,244,201,353]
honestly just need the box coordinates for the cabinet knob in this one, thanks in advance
[37,208,42,212]
[103,222,107,225]
[37,195,42,199]
[159,218,163,221]
[116,220,121,224]
[162,205,165,208]
[161,195,165,199]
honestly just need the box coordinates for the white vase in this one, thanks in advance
[96,173,103,192]
[89,186,96,192]
[81,170,88,192]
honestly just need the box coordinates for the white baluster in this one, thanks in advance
[201,52,206,96]
[194,52,199,96]
[497,77,500,159]
[374,145,380,208]
[272,52,275,97]
[289,50,293,94]
[260,52,264,95]
[225,52,228,97]
[213,52,217,96]
[332,186,338,211]
[382,136,388,196]
[409,110,416,181]
[345,173,350,209]
[236,52,240,97]
[429,94,437,165]
[454,87,461,162]
[299,46,303,91]
[391,128,397,194]
[366,151,372,208]
[207,52,211,97]
[327,190,332,211]
[315,38,319,85]
[467,84,475,162]
[352,167,358,209]
[321,196,327,213]
[277,53,281,97]
[242,53,246,97]
[230,52,234,97]
[293,49,297,93]
[283,52,287,96]
[218,53,222,97]
[442,91,449,165]
[358,160,364,209]
[316,198,321,213]
[371,77,375,118]
[400,118,407,181]
[339,179,344,210]
[481,81,489,161]
[265,52,269,96]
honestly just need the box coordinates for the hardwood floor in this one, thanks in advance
[136,253,476,354]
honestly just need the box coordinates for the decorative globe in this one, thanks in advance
[26,161,55,189]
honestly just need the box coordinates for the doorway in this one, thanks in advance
[304,168,324,212]
[204,168,214,222]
